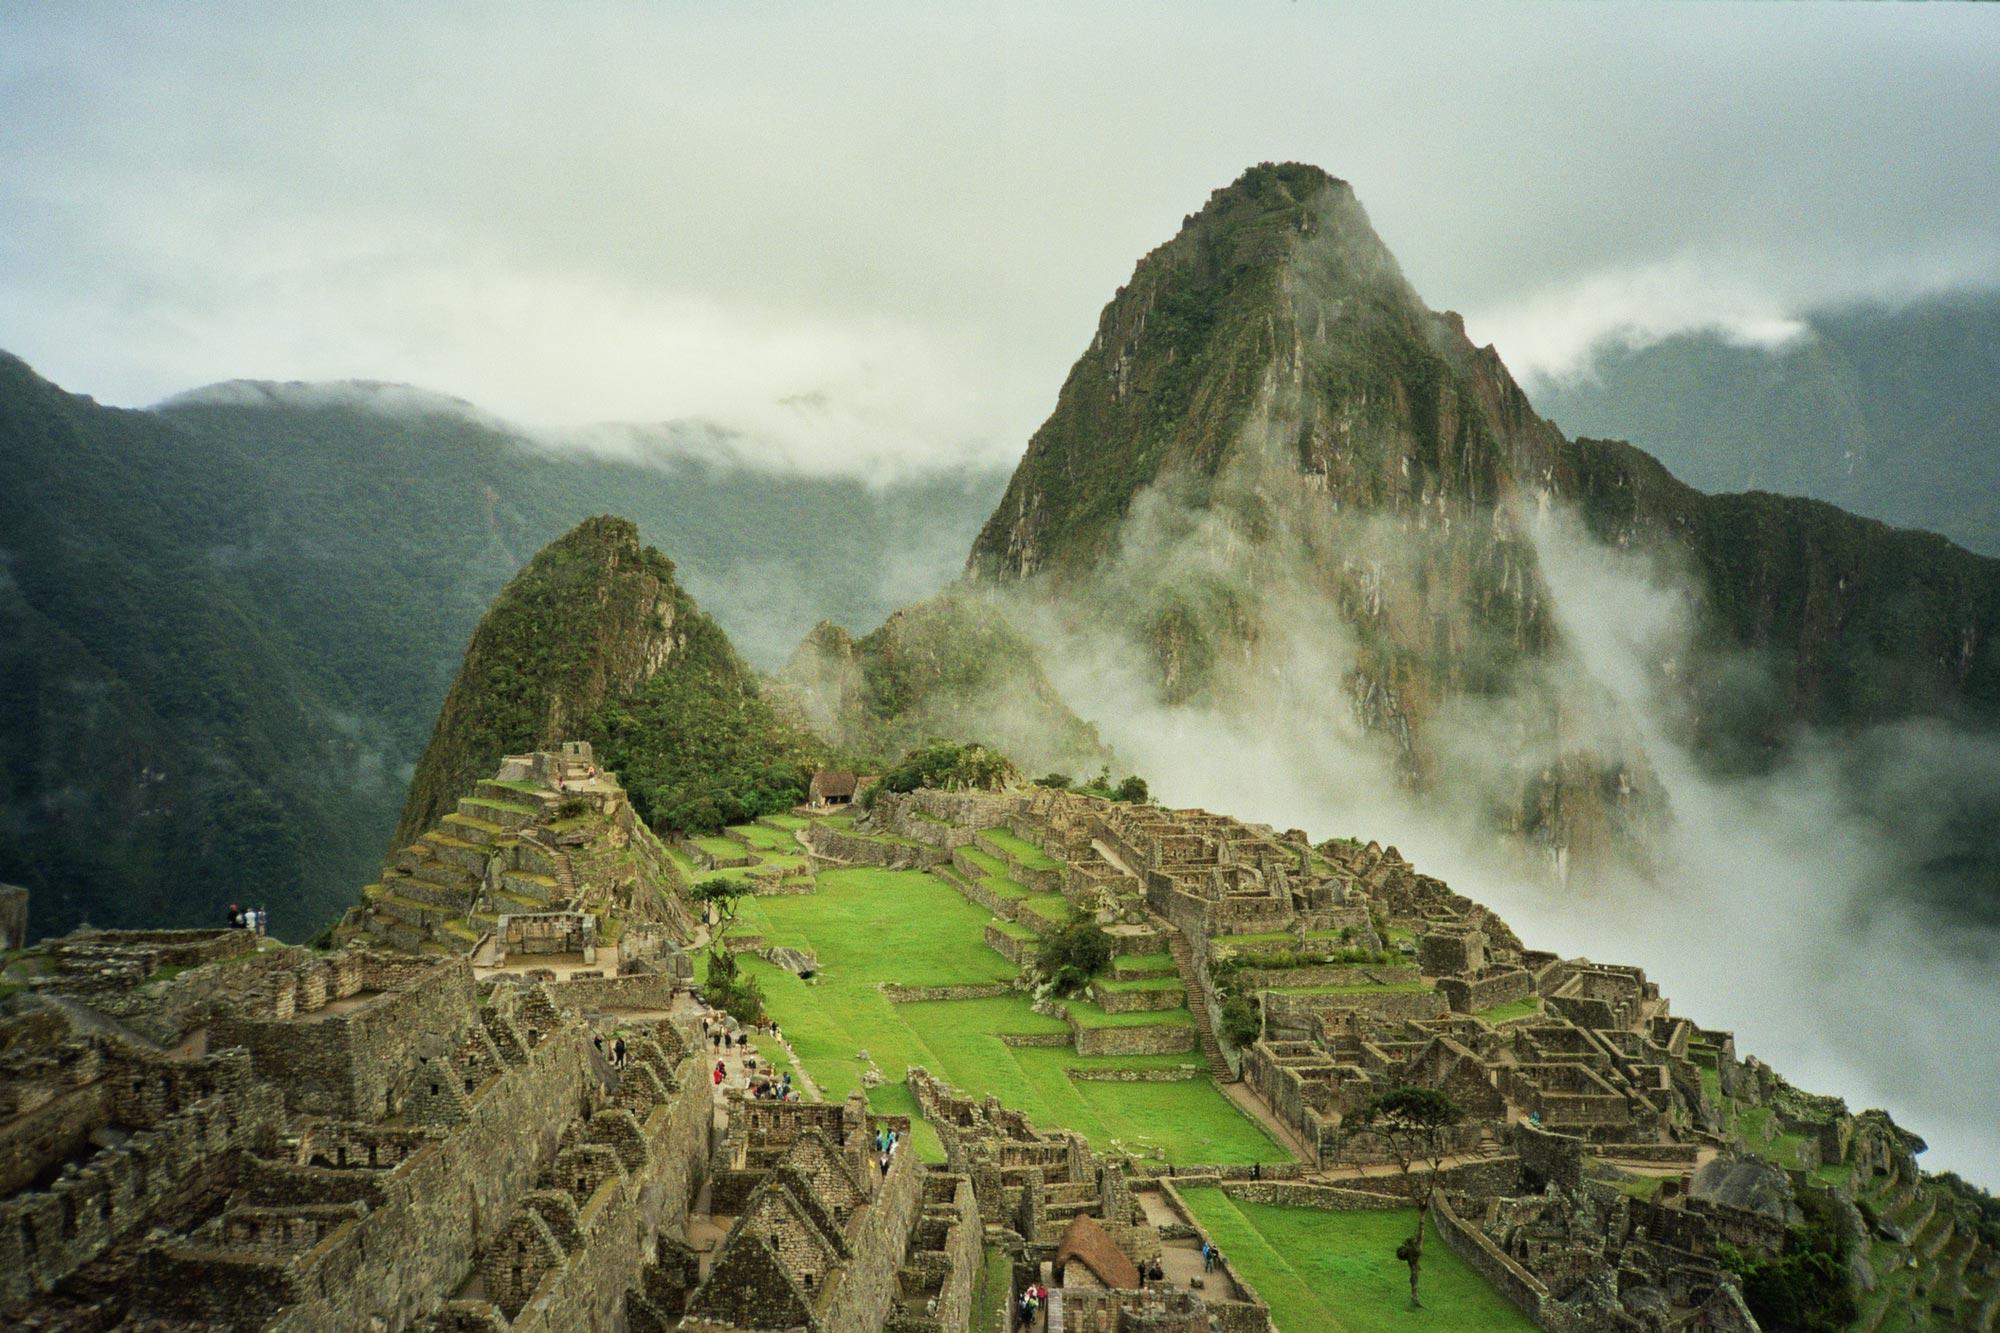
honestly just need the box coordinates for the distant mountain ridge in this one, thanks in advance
[0,352,1000,940]
[1533,293,2000,560]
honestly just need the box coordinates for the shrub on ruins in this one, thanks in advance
[880,740,1017,794]
[1219,994,1261,1047]
[1034,914,1114,996]
[1716,1190,1856,1333]
[1348,1087,1464,1309]
[1037,768,1153,804]
[703,943,766,1025]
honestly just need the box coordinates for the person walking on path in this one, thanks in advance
[613,1036,627,1068]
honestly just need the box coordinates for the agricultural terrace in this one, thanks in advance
[1178,1189,1538,1333]
[709,862,1287,1165]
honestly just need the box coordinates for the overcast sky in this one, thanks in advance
[3,2,1997,477]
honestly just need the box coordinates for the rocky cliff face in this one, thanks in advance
[393,516,699,845]
[780,594,1111,776]
[965,162,2000,879]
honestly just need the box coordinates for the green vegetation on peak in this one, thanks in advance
[399,514,824,844]
[968,162,1364,583]
[394,515,691,844]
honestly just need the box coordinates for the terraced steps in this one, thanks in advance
[1166,927,1236,1083]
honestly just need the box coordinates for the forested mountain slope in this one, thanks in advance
[0,354,998,939]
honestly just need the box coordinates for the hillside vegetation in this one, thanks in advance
[0,353,996,939]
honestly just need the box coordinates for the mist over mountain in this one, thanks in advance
[1533,292,2000,560]
[933,163,2000,1181]
[0,353,998,940]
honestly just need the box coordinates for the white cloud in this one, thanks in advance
[4,3,1998,480]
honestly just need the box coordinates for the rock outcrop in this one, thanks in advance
[963,161,2000,881]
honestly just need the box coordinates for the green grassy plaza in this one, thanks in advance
[705,863,1287,1165]
[1177,1189,1538,1333]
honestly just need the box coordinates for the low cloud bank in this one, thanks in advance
[1019,497,2000,1187]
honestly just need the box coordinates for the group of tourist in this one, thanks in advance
[1200,1241,1224,1272]
[225,903,266,934]
[875,1125,901,1175]
[591,1033,629,1067]
[1015,1282,1048,1327]
[749,1070,793,1101]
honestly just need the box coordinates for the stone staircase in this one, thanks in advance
[1851,1182,2000,1333]
[1165,927,1236,1083]
[357,779,567,953]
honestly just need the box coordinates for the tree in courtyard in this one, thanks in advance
[690,876,745,945]
[1348,1087,1464,1308]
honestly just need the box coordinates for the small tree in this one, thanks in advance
[1113,775,1150,804]
[690,876,745,942]
[1035,914,1114,996]
[703,942,766,1025]
[1219,994,1261,1047]
[1350,1088,1463,1308]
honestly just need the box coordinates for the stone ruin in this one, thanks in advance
[343,747,695,962]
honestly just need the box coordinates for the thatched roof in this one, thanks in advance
[810,770,858,799]
[1055,1214,1140,1290]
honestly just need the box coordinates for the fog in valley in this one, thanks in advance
[1003,495,2000,1188]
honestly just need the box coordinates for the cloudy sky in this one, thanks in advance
[3,2,1997,477]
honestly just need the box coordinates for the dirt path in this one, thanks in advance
[1223,1081,1314,1161]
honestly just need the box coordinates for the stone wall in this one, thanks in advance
[1235,963,1421,990]
[544,973,682,1013]
[210,958,480,1119]
[503,1066,712,1333]
[881,982,1016,1003]
[1510,1120,1586,1192]
[1260,987,1446,1037]
[808,826,951,871]
[984,923,1038,966]
[0,1047,285,1315]
[824,1142,927,1333]
[1216,1180,1404,1209]
[156,1027,596,1330]
[1430,1193,1559,1331]
[1070,1021,1197,1057]
[1437,968,1535,1015]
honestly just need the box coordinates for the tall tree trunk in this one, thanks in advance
[1411,1196,1429,1307]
